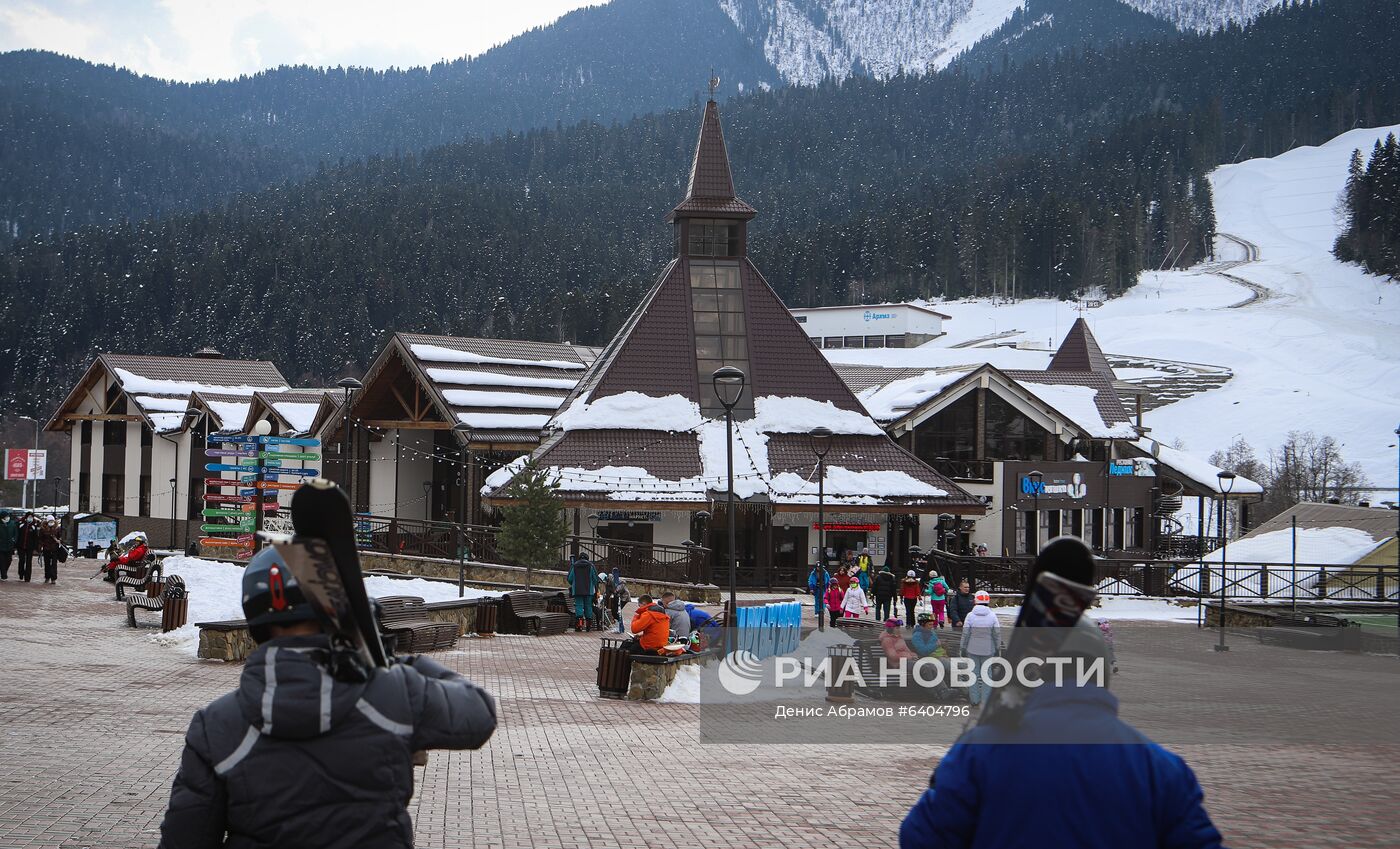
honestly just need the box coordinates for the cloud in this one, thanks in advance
[0,0,601,81]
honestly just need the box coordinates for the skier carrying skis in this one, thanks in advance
[158,545,497,848]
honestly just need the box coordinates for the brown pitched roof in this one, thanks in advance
[591,262,703,402]
[1048,318,1114,377]
[102,353,288,388]
[669,99,756,221]
[1003,369,1133,433]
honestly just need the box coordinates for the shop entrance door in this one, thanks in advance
[771,526,809,588]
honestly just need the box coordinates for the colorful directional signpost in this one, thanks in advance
[200,431,320,558]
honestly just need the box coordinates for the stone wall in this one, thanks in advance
[627,652,713,701]
[198,626,259,662]
[196,598,491,662]
[359,552,721,603]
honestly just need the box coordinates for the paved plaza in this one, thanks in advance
[1,559,1397,848]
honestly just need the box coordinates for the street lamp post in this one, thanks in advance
[1215,470,1237,652]
[451,422,473,598]
[1028,469,1044,554]
[712,366,746,623]
[693,510,711,584]
[586,512,600,564]
[336,377,363,508]
[810,426,833,631]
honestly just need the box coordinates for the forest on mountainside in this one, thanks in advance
[0,0,1396,416]
[1333,134,1400,280]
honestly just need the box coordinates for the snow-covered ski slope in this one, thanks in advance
[828,125,1400,487]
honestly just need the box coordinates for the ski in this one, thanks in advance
[288,478,388,668]
[274,535,379,676]
[975,535,1098,729]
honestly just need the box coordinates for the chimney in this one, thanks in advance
[193,347,223,359]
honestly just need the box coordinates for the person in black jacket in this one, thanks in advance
[947,579,976,628]
[15,513,39,582]
[872,564,899,623]
[158,545,497,849]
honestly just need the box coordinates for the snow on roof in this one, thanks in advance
[113,367,287,397]
[425,368,578,391]
[1132,438,1264,495]
[752,396,885,435]
[410,343,585,370]
[272,401,321,434]
[203,400,251,432]
[553,392,704,432]
[856,370,970,421]
[769,467,948,501]
[1018,382,1137,439]
[823,345,1051,372]
[455,412,552,430]
[440,389,565,410]
[1206,526,1384,566]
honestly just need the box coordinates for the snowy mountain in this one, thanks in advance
[718,0,1028,84]
[1122,0,1286,32]
[827,123,1400,490]
[718,0,1290,85]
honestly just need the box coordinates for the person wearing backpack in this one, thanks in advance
[900,570,923,629]
[926,570,951,628]
[873,564,899,622]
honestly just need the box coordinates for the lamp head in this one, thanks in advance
[1028,469,1043,484]
[710,366,746,410]
[252,419,272,436]
[1217,470,1237,495]
[810,426,834,459]
[695,510,711,524]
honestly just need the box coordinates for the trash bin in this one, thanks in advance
[475,600,498,637]
[162,592,189,633]
[597,636,632,699]
[826,644,855,703]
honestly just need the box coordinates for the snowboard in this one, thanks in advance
[974,535,1098,730]
[286,478,388,669]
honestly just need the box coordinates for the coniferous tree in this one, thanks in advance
[495,461,567,590]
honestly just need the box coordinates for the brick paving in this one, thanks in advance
[0,559,1396,848]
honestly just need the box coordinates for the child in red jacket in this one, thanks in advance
[823,583,845,628]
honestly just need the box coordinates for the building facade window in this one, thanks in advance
[884,335,906,348]
[139,475,151,517]
[101,473,123,515]
[823,337,844,349]
[983,393,1048,461]
[687,219,739,257]
[843,335,864,348]
[1014,510,1028,555]
[914,392,978,466]
[690,259,752,418]
[863,335,886,348]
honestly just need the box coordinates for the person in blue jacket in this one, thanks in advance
[807,563,832,622]
[566,556,599,631]
[900,622,1224,849]
[684,603,721,647]
[909,614,943,657]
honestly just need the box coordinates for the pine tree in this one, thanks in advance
[495,460,567,590]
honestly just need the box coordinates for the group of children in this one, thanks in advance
[813,560,967,630]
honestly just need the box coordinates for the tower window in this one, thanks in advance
[688,219,739,257]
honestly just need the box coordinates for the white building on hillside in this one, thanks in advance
[789,302,949,349]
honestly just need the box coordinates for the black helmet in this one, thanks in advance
[243,545,320,643]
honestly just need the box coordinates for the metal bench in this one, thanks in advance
[849,638,955,702]
[834,617,885,641]
[376,596,460,654]
[498,591,572,636]
[115,561,162,601]
[127,575,187,629]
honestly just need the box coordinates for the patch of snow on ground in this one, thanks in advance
[656,664,703,703]
[152,556,501,658]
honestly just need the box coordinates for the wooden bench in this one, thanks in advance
[127,575,187,630]
[115,561,161,601]
[376,596,460,654]
[848,638,955,702]
[498,591,572,636]
[834,617,885,641]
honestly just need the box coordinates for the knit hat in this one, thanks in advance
[917,613,934,624]
[906,570,916,577]
[884,618,903,629]
[974,590,991,604]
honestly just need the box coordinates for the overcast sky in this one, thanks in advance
[0,0,602,82]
